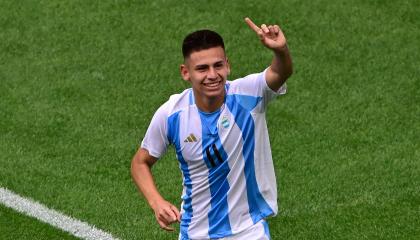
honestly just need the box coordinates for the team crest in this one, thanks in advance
[221,116,230,129]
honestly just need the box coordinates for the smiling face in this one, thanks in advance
[180,46,230,112]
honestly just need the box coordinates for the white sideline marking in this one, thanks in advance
[0,187,119,240]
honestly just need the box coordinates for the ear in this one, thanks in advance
[180,64,190,82]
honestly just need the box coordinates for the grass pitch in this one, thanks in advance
[1,0,419,239]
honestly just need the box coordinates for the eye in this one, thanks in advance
[195,66,208,72]
[214,62,224,69]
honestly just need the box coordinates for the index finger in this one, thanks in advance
[244,17,260,33]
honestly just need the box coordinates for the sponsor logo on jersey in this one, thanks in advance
[184,133,198,143]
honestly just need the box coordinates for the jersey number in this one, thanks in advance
[205,144,224,167]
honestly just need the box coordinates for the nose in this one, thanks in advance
[207,67,218,80]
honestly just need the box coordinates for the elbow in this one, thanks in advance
[130,148,155,178]
[130,150,144,178]
[130,156,138,179]
[280,66,293,84]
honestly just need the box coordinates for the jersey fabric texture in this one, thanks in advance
[179,219,271,240]
[141,70,286,239]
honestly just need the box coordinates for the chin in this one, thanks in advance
[205,88,225,98]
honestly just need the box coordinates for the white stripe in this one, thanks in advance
[218,109,254,233]
[252,114,278,214]
[179,108,211,238]
[0,187,119,240]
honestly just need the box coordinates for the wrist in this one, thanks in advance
[148,195,165,210]
[272,44,288,55]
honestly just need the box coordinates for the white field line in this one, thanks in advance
[0,187,119,240]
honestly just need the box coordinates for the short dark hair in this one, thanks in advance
[182,29,225,59]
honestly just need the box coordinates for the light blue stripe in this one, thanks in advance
[199,112,232,238]
[226,94,274,224]
[225,82,230,93]
[168,112,193,239]
[262,220,271,239]
[234,94,263,111]
[189,89,194,105]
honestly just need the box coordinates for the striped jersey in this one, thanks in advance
[141,70,287,239]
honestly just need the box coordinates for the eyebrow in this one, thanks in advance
[195,64,208,69]
[194,61,224,69]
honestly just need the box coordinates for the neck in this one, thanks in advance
[194,92,225,113]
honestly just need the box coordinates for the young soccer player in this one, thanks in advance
[131,18,293,239]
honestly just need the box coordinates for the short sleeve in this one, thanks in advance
[140,104,169,159]
[262,68,287,106]
[229,68,287,112]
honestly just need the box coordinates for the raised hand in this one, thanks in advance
[245,17,287,52]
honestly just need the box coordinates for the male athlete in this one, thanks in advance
[131,18,293,239]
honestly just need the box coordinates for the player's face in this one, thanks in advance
[181,47,230,103]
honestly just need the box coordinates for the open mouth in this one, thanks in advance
[203,80,222,87]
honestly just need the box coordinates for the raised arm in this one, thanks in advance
[245,17,293,92]
[131,148,180,231]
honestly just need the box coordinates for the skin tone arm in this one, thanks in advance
[131,148,181,231]
[245,17,293,92]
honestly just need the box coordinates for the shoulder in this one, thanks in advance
[227,69,287,97]
[156,88,192,117]
[226,70,266,96]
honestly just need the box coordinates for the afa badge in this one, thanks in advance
[221,116,230,129]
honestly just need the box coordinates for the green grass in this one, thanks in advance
[1,0,419,239]
[0,205,77,240]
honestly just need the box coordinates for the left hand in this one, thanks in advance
[245,17,287,52]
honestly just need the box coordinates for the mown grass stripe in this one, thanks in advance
[0,187,118,240]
